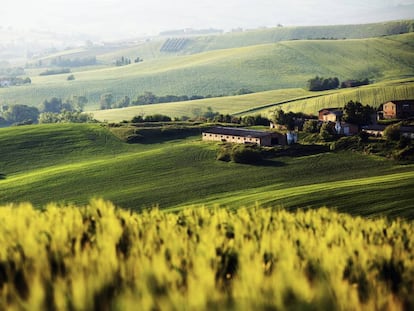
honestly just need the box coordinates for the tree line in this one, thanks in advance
[51,56,97,67]
[128,106,270,126]
[0,77,31,87]
[0,96,94,126]
[100,89,254,110]
[307,76,370,91]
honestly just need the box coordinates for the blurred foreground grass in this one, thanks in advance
[0,200,413,310]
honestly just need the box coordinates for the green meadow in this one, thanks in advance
[1,124,413,218]
[1,32,413,109]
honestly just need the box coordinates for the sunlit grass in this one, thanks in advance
[1,124,414,217]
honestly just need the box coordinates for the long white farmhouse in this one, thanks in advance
[202,127,286,146]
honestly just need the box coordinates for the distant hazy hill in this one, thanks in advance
[88,20,414,63]
[1,31,413,109]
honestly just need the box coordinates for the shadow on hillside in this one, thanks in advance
[0,173,6,180]
[257,159,286,167]
[269,144,330,158]
[124,128,204,144]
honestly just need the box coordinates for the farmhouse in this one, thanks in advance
[381,100,414,119]
[318,108,343,122]
[202,127,286,146]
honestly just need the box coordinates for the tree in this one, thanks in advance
[271,108,295,130]
[3,105,39,124]
[307,76,339,91]
[115,96,130,108]
[319,122,336,141]
[38,111,95,124]
[203,107,219,120]
[131,115,144,123]
[144,114,171,122]
[69,95,88,112]
[303,120,320,133]
[343,101,374,126]
[40,97,62,113]
[100,93,113,110]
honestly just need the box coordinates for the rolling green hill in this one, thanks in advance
[90,78,414,122]
[34,20,414,64]
[1,33,413,110]
[1,124,413,218]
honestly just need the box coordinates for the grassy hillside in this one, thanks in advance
[34,20,414,64]
[1,124,413,218]
[91,88,311,122]
[91,79,414,122]
[249,78,414,116]
[1,33,413,109]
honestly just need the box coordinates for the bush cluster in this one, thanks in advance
[217,143,263,164]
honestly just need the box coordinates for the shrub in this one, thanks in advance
[216,144,232,162]
[330,136,362,151]
[319,122,336,142]
[383,123,401,142]
[303,120,320,133]
[230,144,262,164]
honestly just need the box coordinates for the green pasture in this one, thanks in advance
[1,33,413,109]
[1,124,413,218]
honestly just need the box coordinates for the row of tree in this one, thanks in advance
[115,56,143,66]
[0,96,91,126]
[39,68,71,76]
[0,77,31,87]
[128,106,271,127]
[40,96,88,113]
[100,89,254,110]
[51,56,97,67]
[307,76,370,91]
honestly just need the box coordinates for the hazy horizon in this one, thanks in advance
[2,0,414,40]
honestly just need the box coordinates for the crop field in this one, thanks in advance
[1,33,413,109]
[1,124,414,219]
[0,200,413,310]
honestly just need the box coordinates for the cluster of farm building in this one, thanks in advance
[202,100,414,146]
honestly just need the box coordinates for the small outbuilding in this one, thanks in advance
[381,100,414,119]
[202,127,287,146]
[318,108,343,122]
